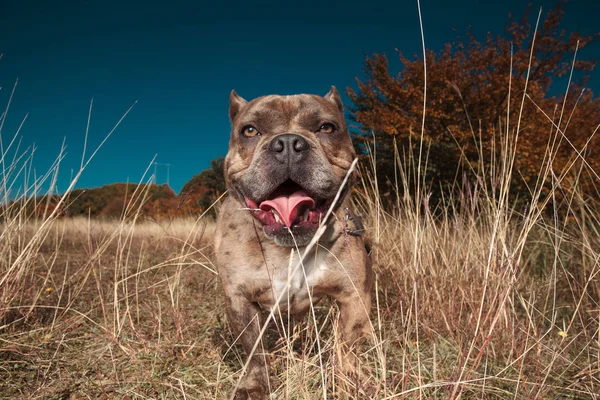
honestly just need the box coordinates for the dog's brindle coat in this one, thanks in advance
[214,87,372,399]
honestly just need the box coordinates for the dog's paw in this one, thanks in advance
[335,346,377,396]
[233,386,268,400]
[336,343,360,376]
[233,370,270,400]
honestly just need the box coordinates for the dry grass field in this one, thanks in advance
[1,148,599,399]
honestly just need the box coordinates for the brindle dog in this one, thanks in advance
[214,87,372,399]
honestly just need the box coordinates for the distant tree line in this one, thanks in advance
[7,158,226,221]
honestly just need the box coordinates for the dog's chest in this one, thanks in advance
[264,248,330,311]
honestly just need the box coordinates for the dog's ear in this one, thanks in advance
[229,90,248,122]
[324,86,343,113]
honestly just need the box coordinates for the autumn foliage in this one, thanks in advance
[348,2,600,209]
[17,158,226,221]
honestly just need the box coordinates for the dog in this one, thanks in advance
[214,87,373,399]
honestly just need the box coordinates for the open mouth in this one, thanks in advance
[244,180,333,233]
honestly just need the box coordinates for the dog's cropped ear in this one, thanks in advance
[324,86,343,113]
[229,90,248,122]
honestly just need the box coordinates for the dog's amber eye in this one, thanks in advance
[317,123,335,134]
[242,126,260,137]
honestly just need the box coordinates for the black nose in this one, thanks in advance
[268,134,309,163]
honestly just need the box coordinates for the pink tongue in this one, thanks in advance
[259,190,315,227]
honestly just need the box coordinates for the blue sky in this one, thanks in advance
[1,0,598,194]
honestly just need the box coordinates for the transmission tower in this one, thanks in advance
[153,162,171,187]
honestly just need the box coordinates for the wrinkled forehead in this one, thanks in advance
[237,94,343,129]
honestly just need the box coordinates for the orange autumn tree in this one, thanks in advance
[348,2,600,209]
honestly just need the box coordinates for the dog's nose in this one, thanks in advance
[269,134,309,163]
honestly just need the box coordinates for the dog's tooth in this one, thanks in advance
[272,210,282,224]
[302,208,309,221]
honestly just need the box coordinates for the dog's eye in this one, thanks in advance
[317,123,335,134]
[242,126,260,137]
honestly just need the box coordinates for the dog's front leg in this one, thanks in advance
[335,288,373,377]
[227,293,270,400]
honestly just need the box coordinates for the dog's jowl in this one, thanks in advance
[214,87,373,399]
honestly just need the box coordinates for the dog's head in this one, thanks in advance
[224,87,356,247]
